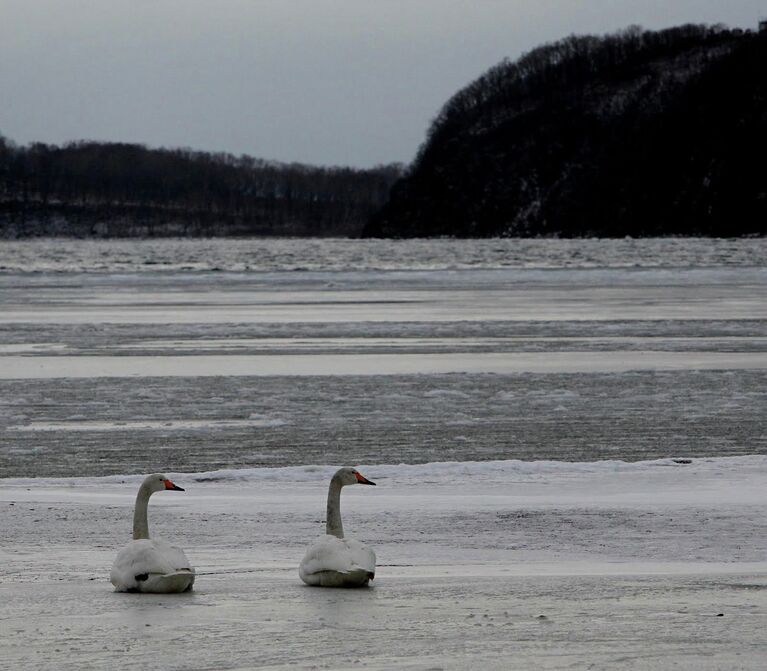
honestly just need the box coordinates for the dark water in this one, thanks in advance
[2,369,766,478]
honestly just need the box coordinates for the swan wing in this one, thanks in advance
[110,539,194,592]
[344,538,376,575]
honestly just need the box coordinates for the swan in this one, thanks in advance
[299,467,377,587]
[110,473,195,593]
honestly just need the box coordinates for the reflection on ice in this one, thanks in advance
[2,350,767,379]
[2,281,767,324]
[104,335,767,352]
[9,418,286,432]
[0,343,67,353]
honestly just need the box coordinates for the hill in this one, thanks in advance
[364,24,767,238]
[0,139,401,238]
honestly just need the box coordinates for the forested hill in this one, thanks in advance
[364,24,767,238]
[0,139,402,238]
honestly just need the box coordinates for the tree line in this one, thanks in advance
[0,138,402,237]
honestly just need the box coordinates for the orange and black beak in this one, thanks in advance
[354,471,376,486]
[164,479,185,491]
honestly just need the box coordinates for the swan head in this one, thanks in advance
[333,467,376,487]
[141,473,185,494]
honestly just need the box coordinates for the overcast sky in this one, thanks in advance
[1,1,763,167]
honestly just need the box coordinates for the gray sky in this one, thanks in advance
[1,1,764,167]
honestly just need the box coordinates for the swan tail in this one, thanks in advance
[136,569,195,593]
[303,568,373,588]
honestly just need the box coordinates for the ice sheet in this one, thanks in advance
[3,350,767,379]
[3,277,767,324]
[3,369,766,477]
[2,238,767,667]
[3,456,767,670]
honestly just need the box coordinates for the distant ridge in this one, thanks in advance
[364,24,767,238]
[0,139,402,238]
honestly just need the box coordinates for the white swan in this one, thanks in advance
[299,467,377,587]
[110,473,195,593]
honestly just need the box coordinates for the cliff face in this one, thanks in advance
[364,25,767,238]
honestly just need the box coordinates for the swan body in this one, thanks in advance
[110,539,195,593]
[299,467,376,588]
[110,473,195,593]
[299,535,375,587]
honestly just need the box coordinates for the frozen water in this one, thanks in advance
[3,351,767,379]
[0,238,766,478]
[1,237,767,668]
[1,370,767,476]
[2,236,767,272]
[3,456,767,670]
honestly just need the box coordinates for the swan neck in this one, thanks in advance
[326,478,344,538]
[132,484,152,540]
